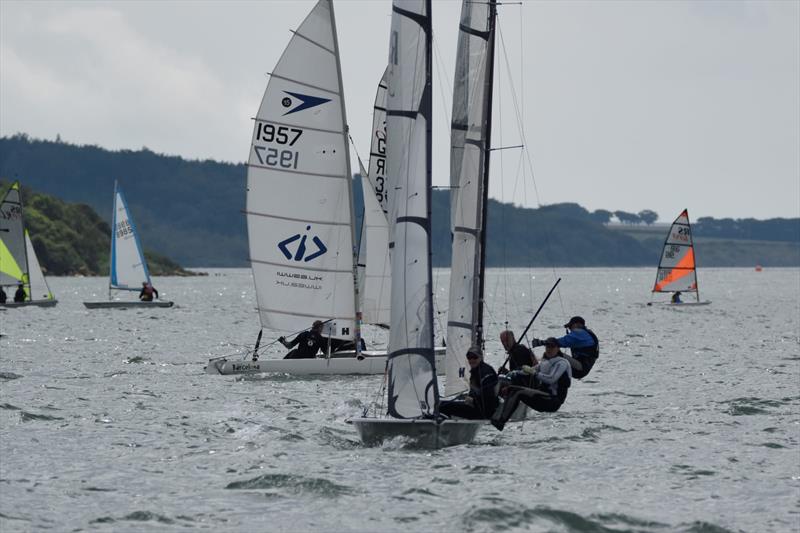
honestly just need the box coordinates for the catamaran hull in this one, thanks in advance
[349,417,482,449]
[83,301,174,309]
[205,348,446,376]
[0,300,58,308]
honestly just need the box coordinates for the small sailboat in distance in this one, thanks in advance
[651,209,711,306]
[0,181,58,308]
[83,181,173,309]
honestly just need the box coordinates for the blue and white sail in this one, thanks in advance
[246,0,359,342]
[109,181,151,291]
[386,0,438,419]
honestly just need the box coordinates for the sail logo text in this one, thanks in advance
[282,91,331,116]
[115,220,133,239]
[278,226,327,262]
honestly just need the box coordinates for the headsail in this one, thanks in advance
[110,182,151,291]
[24,231,54,301]
[0,182,29,289]
[359,68,391,326]
[386,0,438,419]
[653,209,700,298]
[246,0,358,341]
[445,0,497,395]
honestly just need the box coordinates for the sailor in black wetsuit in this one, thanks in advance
[492,337,571,431]
[439,347,499,420]
[280,320,325,359]
[533,316,599,379]
[499,330,537,373]
[13,283,25,303]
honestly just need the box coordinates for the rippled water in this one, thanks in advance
[1,268,798,532]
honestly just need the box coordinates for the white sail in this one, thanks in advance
[653,209,700,296]
[386,0,439,419]
[359,69,391,326]
[445,0,496,395]
[110,182,151,291]
[0,182,29,289]
[246,0,357,341]
[24,231,54,302]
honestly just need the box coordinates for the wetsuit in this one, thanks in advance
[283,331,325,359]
[139,285,158,301]
[557,328,599,379]
[507,344,535,371]
[13,287,25,303]
[439,361,499,420]
[492,356,571,430]
[0,288,6,304]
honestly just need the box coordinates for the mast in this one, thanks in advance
[329,0,362,357]
[475,0,497,349]
[109,180,117,300]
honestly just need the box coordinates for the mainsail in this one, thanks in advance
[110,181,151,291]
[445,0,497,395]
[246,0,359,342]
[24,231,54,301]
[358,69,391,326]
[0,182,28,290]
[386,0,438,419]
[653,209,700,300]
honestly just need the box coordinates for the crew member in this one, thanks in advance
[534,316,598,379]
[139,282,158,302]
[491,337,571,431]
[499,330,536,373]
[439,346,499,420]
[280,320,326,359]
[0,286,7,304]
[671,291,682,304]
[13,282,25,303]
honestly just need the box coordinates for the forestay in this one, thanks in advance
[110,182,151,291]
[246,0,358,341]
[25,231,54,302]
[653,209,699,295]
[386,0,438,419]
[0,182,28,288]
[445,0,496,396]
[358,68,391,326]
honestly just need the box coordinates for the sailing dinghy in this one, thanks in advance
[83,182,173,309]
[651,209,710,306]
[350,0,483,448]
[206,0,445,376]
[0,181,58,308]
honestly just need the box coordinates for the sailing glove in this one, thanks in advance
[531,338,543,347]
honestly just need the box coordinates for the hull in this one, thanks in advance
[83,300,174,309]
[1,299,58,308]
[349,417,482,449]
[206,347,446,376]
[648,301,712,307]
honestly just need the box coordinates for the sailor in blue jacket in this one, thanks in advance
[533,316,598,379]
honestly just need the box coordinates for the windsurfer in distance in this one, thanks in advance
[139,281,158,302]
[532,316,598,380]
[671,291,682,304]
[280,319,326,359]
[439,346,499,420]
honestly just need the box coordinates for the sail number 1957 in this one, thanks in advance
[253,122,303,169]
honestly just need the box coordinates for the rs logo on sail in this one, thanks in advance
[278,226,327,262]
[281,91,331,116]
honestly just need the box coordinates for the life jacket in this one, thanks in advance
[572,328,599,360]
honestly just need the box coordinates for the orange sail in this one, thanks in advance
[652,209,701,298]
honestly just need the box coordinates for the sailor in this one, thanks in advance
[139,282,158,302]
[280,320,326,359]
[671,291,682,304]
[499,330,537,373]
[13,282,25,303]
[0,286,6,304]
[533,316,598,379]
[439,346,499,420]
[491,337,571,431]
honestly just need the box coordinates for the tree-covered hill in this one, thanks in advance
[1,134,797,267]
[0,180,197,276]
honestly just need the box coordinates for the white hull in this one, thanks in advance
[206,347,446,376]
[1,299,58,308]
[83,300,174,309]
[349,417,482,448]
[648,301,712,307]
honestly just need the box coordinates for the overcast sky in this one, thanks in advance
[1,0,798,221]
